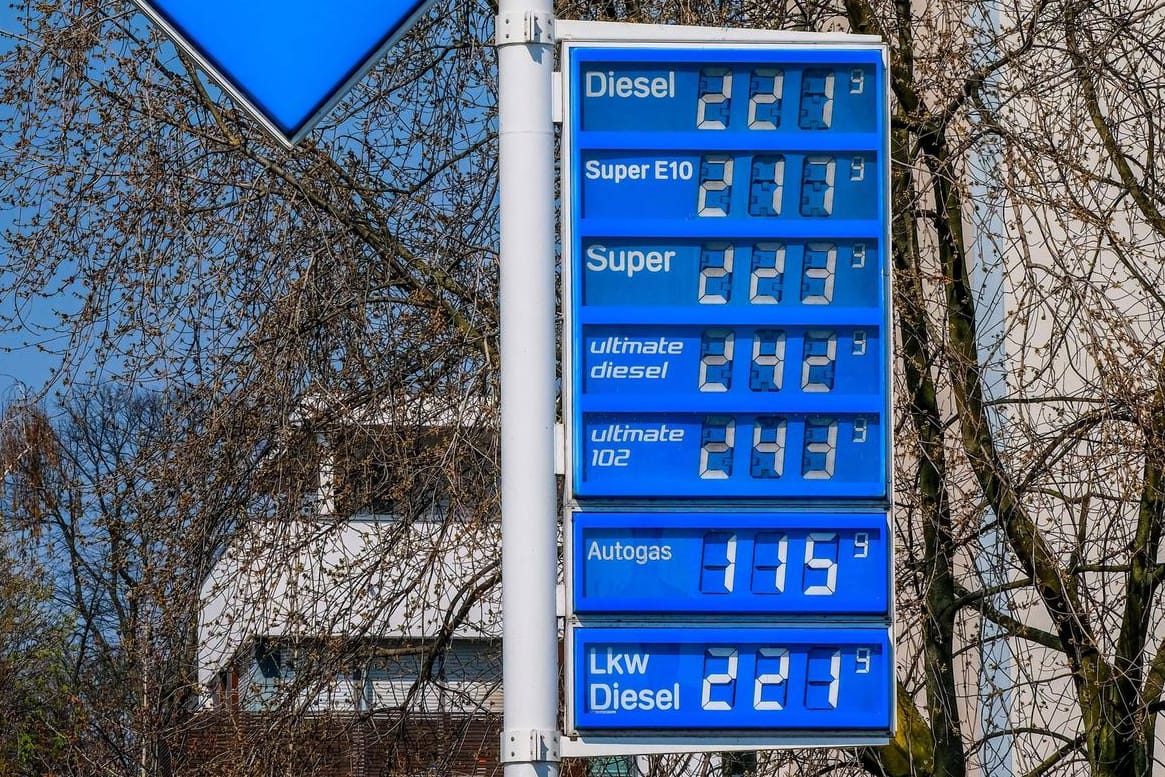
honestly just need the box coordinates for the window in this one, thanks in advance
[721,752,757,777]
[589,756,634,777]
[254,639,282,680]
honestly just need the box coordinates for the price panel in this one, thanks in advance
[565,46,890,501]
[581,325,881,396]
[577,63,879,134]
[573,512,889,615]
[571,627,893,733]
[581,152,879,221]
[580,239,879,308]
[580,412,883,498]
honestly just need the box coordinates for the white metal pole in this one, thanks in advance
[496,0,561,774]
[968,0,1016,773]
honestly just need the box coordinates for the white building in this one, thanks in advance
[190,398,504,776]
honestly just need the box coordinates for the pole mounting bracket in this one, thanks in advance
[496,11,555,45]
[500,729,562,763]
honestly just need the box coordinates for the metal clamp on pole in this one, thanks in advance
[495,10,555,45]
[500,730,561,763]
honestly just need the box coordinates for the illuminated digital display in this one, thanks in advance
[566,47,889,501]
[572,627,892,732]
[573,512,889,614]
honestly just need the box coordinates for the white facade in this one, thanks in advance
[197,404,503,717]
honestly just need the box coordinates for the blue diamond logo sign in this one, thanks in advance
[132,0,435,146]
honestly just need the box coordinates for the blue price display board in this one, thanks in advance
[561,38,892,748]
[565,46,889,501]
[573,512,889,615]
[572,626,893,732]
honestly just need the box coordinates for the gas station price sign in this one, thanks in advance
[563,45,891,501]
[560,38,892,747]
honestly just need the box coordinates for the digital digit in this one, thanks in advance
[800,156,836,216]
[852,330,868,356]
[852,242,867,268]
[748,68,783,129]
[697,67,732,129]
[700,416,735,479]
[750,243,785,303]
[801,330,837,392]
[750,416,786,478]
[804,532,839,596]
[750,330,786,391]
[799,69,835,129]
[753,647,790,710]
[801,242,836,304]
[751,531,788,592]
[854,532,870,558]
[699,329,735,392]
[849,68,866,93]
[699,243,734,304]
[698,155,734,217]
[805,648,841,709]
[747,155,784,217]
[802,418,838,479]
[855,648,872,674]
[850,155,866,181]
[702,648,739,711]
[700,532,737,594]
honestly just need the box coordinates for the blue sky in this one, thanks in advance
[1,4,106,400]
[0,3,20,50]
[0,4,61,399]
